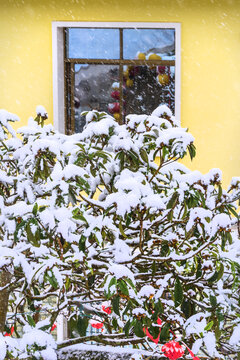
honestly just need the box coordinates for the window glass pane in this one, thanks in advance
[74,64,119,133]
[68,28,120,59]
[123,29,175,60]
[123,65,175,115]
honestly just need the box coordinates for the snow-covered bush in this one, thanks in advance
[0,105,240,359]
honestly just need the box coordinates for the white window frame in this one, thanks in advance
[52,21,181,133]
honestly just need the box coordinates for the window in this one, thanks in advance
[52,22,181,134]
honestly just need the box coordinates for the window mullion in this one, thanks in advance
[65,59,175,66]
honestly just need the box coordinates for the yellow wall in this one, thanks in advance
[0,0,240,186]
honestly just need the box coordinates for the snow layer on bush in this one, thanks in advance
[108,264,135,282]
[36,105,48,117]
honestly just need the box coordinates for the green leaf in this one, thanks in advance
[153,300,164,316]
[196,258,202,278]
[167,192,178,209]
[213,317,221,340]
[124,320,131,336]
[153,148,159,161]
[33,170,39,183]
[26,223,34,242]
[123,300,133,315]
[181,299,192,318]
[39,324,51,332]
[210,295,217,308]
[139,148,149,163]
[160,323,170,341]
[208,263,224,283]
[27,315,36,327]
[26,223,40,247]
[112,318,118,330]
[119,221,127,238]
[46,272,58,289]
[148,325,160,339]
[126,214,131,227]
[134,319,145,338]
[198,191,206,207]
[77,316,88,336]
[112,295,120,316]
[33,286,40,296]
[79,235,86,252]
[108,277,117,291]
[35,228,41,243]
[228,205,239,218]
[116,151,125,171]
[162,146,169,160]
[217,263,224,281]
[208,270,218,283]
[90,164,96,177]
[152,261,156,276]
[204,320,214,331]
[103,204,115,218]
[73,212,87,223]
[127,150,139,172]
[167,209,173,221]
[43,160,50,178]
[125,278,136,293]
[182,201,188,219]
[32,203,38,216]
[118,280,129,296]
[216,310,224,323]
[14,220,26,242]
[174,277,183,307]
[88,274,95,287]
[226,231,233,245]
[188,143,196,160]
[39,205,47,212]
[65,277,71,291]
[160,243,169,257]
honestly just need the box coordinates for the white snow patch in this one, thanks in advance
[229,323,240,345]
[36,105,48,117]
[108,264,135,283]
[138,285,155,298]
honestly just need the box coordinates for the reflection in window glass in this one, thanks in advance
[74,64,119,132]
[68,28,120,59]
[123,29,175,59]
[123,65,175,115]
